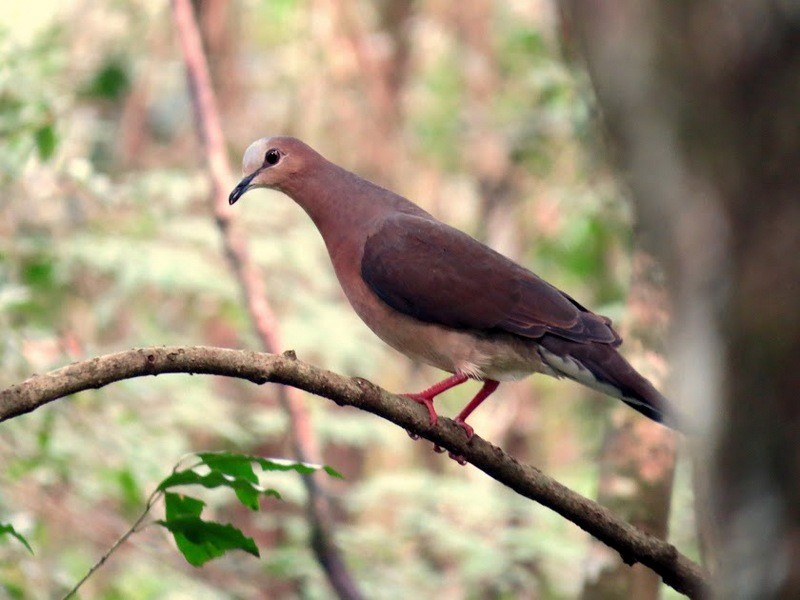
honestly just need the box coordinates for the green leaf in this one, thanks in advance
[159,493,259,567]
[157,468,280,510]
[256,456,343,478]
[116,467,144,513]
[34,123,57,160]
[158,517,260,567]
[0,523,33,554]
[154,452,341,562]
[81,57,130,100]
[21,254,55,289]
[164,492,204,520]
[194,452,266,509]
[196,451,343,479]
[197,452,258,483]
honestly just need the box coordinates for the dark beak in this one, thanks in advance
[229,171,259,205]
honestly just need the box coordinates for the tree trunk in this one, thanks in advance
[566,1,800,597]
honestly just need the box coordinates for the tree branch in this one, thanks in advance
[0,345,708,598]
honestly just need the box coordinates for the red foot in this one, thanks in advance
[402,393,439,426]
[402,373,469,427]
[449,379,499,442]
[448,452,467,466]
[401,374,490,465]
[454,418,474,441]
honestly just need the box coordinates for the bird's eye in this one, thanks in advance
[264,148,281,166]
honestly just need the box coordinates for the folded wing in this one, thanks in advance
[361,214,621,346]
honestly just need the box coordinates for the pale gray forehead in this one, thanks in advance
[242,138,270,174]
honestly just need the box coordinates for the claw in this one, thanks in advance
[448,452,467,466]
[406,431,420,440]
[433,444,446,453]
[403,393,439,426]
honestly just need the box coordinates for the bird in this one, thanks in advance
[229,136,680,442]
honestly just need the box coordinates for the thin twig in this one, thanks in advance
[62,457,199,597]
[62,488,164,600]
[1,346,710,598]
[169,2,362,599]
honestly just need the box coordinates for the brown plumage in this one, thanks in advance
[230,136,679,438]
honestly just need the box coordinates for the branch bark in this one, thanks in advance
[170,2,362,598]
[0,345,708,598]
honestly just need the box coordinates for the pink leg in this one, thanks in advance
[453,380,500,440]
[403,372,468,425]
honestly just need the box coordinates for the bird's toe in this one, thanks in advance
[454,418,475,440]
[403,393,440,426]
[448,452,468,466]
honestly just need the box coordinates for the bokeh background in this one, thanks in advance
[0,1,696,598]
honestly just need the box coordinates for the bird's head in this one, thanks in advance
[229,136,312,205]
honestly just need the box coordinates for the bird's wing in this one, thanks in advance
[361,214,621,345]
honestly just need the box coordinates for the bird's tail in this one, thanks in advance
[538,336,683,431]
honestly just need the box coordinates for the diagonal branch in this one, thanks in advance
[0,346,709,599]
[170,2,361,598]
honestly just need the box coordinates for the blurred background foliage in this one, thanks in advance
[0,1,695,598]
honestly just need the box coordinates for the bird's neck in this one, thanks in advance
[281,161,427,256]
